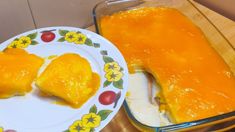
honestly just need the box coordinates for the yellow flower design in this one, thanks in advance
[105,70,123,82]
[18,36,31,48]
[69,120,90,132]
[0,127,3,132]
[8,40,20,48]
[74,33,87,44]
[65,31,78,42]
[104,62,121,72]
[82,113,101,128]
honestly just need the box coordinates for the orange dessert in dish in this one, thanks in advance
[0,48,44,98]
[36,53,100,108]
[100,7,235,123]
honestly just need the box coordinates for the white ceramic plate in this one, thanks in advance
[0,26,128,132]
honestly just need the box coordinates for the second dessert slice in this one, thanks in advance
[36,53,100,108]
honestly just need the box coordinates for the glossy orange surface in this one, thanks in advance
[100,7,235,123]
[36,53,100,108]
[0,48,44,98]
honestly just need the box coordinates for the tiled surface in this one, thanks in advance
[0,0,234,45]
[28,0,103,28]
[0,0,35,43]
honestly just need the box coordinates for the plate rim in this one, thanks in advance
[0,26,129,132]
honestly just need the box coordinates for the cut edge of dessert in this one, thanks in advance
[100,6,235,125]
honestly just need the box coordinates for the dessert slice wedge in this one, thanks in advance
[0,48,44,98]
[36,53,100,108]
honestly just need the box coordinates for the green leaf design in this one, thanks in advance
[103,56,114,63]
[63,130,70,132]
[59,29,69,36]
[76,31,81,34]
[27,32,37,39]
[89,105,97,114]
[14,38,19,41]
[58,37,65,42]
[90,128,95,132]
[113,79,123,89]
[120,67,124,72]
[94,43,100,48]
[84,38,93,46]
[97,110,112,121]
[114,91,121,108]
[31,40,38,45]
[103,80,112,87]
[100,50,108,55]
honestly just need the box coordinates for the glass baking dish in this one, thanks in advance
[93,0,235,131]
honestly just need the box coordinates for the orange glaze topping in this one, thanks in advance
[100,7,235,123]
[0,48,44,98]
[36,53,100,108]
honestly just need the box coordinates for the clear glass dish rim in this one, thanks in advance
[123,100,235,131]
[92,0,235,131]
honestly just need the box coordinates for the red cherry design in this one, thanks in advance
[99,91,116,105]
[41,30,55,42]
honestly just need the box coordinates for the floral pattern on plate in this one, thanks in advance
[66,105,112,132]
[101,50,124,89]
[57,30,100,48]
[0,27,128,132]
[7,32,38,48]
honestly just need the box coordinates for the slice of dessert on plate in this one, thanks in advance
[36,53,100,108]
[0,48,44,98]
